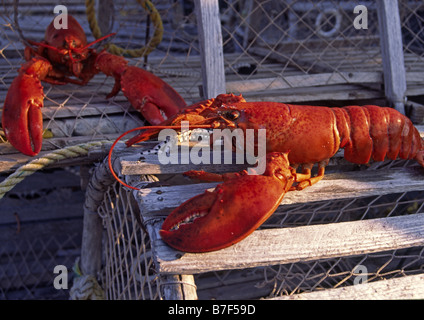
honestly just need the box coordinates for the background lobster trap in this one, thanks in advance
[0,0,423,299]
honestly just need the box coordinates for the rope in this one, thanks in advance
[69,258,105,300]
[85,0,163,57]
[0,140,111,200]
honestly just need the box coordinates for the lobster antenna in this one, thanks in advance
[27,39,62,53]
[27,32,117,54]
[77,32,117,52]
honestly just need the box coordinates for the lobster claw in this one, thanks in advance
[160,152,295,252]
[2,70,45,156]
[95,51,186,126]
[120,66,186,125]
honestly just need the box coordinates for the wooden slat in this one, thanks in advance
[0,170,85,224]
[271,274,424,300]
[136,164,424,215]
[194,0,226,98]
[238,84,384,103]
[377,0,407,113]
[146,213,424,274]
[226,71,383,93]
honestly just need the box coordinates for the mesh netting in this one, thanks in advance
[0,168,84,299]
[401,0,424,73]
[98,182,162,300]
[96,174,424,300]
[218,0,383,103]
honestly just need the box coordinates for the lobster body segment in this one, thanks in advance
[130,96,424,168]
[339,105,424,166]
[235,102,342,164]
[215,101,424,167]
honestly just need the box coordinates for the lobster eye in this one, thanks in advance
[225,110,240,121]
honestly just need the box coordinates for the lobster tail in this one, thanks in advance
[338,105,424,166]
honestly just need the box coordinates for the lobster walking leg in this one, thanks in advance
[289,159,329,191]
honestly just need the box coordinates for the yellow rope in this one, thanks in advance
[85,0,163,57]
[0,140,111,199]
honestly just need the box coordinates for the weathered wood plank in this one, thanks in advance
[225,72,383,93]
[271,273,424,300]
[194,0,226,99]
[161,274,198,300]
[239,84,384,102]
[136,164,424,215]
[148,213,424,274]
[0,170,85,224]
[376,0,407,113]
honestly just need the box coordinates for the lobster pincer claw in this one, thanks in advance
[95,51,186,125]
[2,58,52,156]
[160,152,295,253]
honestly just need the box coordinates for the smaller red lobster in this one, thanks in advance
[2,15,186,156]
[109,93,424,253]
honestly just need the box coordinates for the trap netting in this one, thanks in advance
[93,161,424,300]
[400,0,424,123]
[0,0,204,154]
[217,0,384,103]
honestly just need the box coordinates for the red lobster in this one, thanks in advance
[110,93,424,252]
[2,15,185,156]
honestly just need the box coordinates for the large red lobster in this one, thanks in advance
[2,15,185,156]
[110,93,424,253]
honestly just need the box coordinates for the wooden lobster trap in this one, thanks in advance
[80,136,424,300]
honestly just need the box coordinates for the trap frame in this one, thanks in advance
[81,142,424,300]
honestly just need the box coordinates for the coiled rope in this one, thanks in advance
[85,0,163,57]
[70,258,105,300]
[0,140,111,199]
